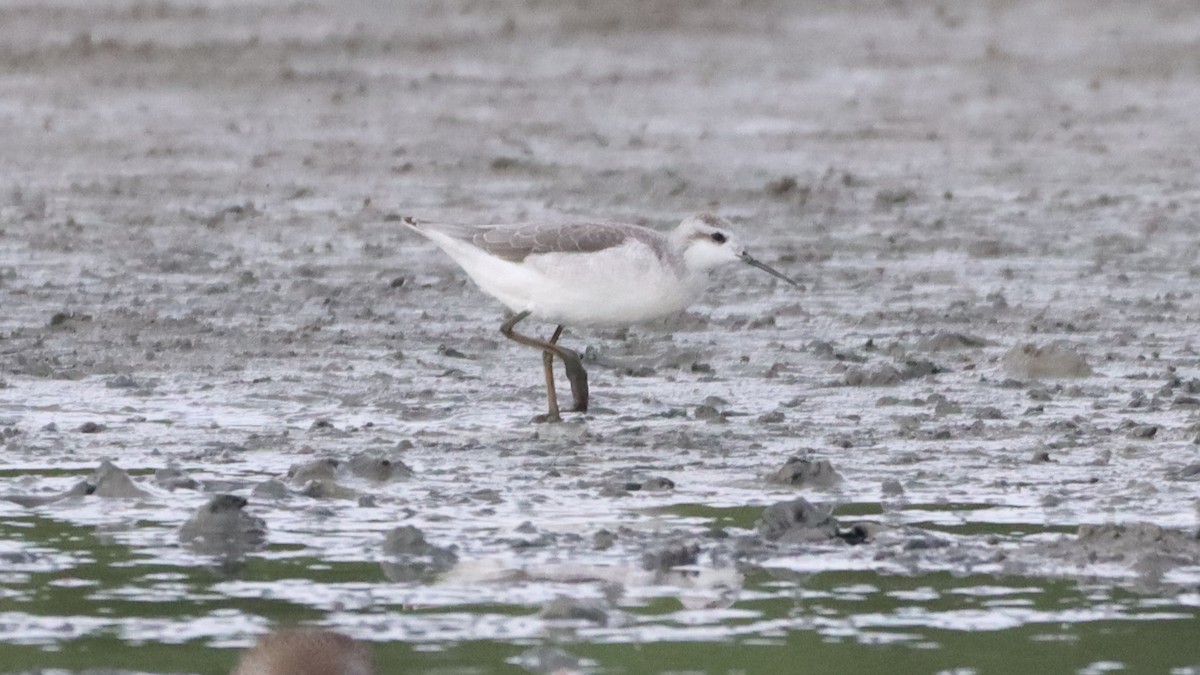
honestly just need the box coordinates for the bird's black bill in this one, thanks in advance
[740,252,800,287]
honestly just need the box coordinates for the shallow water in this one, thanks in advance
[3,0,1200,672]
[2,508,1199,674]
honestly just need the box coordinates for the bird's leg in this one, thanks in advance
[500,312,589,421]
[544,325,589,414]
[500,311,559,421]
[556,343,588,414]
[542,326,563,420]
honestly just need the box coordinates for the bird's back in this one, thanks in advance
[403,217,671,263]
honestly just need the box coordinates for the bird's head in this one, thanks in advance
[675,214,799,286]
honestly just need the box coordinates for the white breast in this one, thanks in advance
[525,239,706,325]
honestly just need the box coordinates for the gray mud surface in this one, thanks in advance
[2,1,1200,673]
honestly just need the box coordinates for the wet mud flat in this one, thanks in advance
[2,0,1200,673]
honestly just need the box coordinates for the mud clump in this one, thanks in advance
[638,476,676,491]
[917,332,989,352]
[251,478,290,500]
[756,410,786,424]
[881,478,905,497]
[346,452,413,482]
[380,526,458,582]
[1126,424,1158,440]
[1,479,95,507]
[1003,343,1093,379]
[765,175,808,200]
[593,529,617,550]
[288,457,339,484]
[538,596,610,625]
[1173,463,1200,480]
[92,460,151,498]
[809,340,866,363]
[874,186,918,207]
[299,479,358,500]
[642,541,700,571]
[757,498,840,543]
[766,457,842,489]
[841,359,943,386]
[285,457,359,498]
[1040,523,1200,572]
[179,494,267,555]
[154,464,200,491]
[607,476,676,494]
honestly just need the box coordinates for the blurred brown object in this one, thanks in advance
[230,629,376,675]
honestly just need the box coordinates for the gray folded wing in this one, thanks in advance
[439,221,666,263]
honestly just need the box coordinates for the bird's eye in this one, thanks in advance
[710,232,727,244]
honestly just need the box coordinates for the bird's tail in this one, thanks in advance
[399,217,475,241]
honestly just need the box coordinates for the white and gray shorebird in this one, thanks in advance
[403,213,799,421]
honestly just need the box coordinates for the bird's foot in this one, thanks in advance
[532,406,589,423]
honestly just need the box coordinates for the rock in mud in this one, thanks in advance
[917,332,989,352]
[874,186,917,206]
[593,529,617,550]
[757,498,839,543]
[756,410,786,424]
[154,463,200,491]
[1126,424,1158,440]
[251,478,290,499]
[899,531,952,552]
[1173,463,1200,480]
[538,596,610,625]
[308,419,336,431]
[809,340,866,363]
[1030,450,1053,463]
[179,494,267,555]
[92,460,151,498]
[379,525,458,582]
[298,478,358,500]
[767,457,843,489]
[765,175,800,197]
[639,477,675,491]
[842,365,903,386]
[1172,395,1200,409]
[1003,342,1093,379]
[288,457,339,484]
[841,359,943,386]
[881,478,905,497]
[899,359,944,379]
[642,541,700,571]
[1040,523,1200,571]
[603,477,674,495]
[975,406,1005,420]
[346,452,413,482]
[1,479,95,507]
